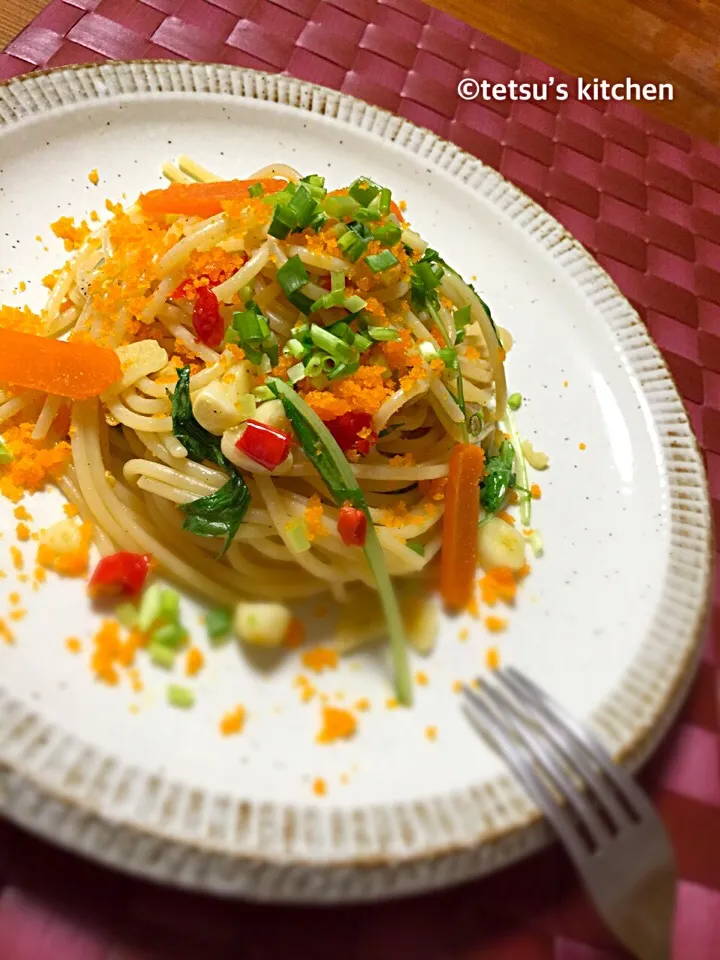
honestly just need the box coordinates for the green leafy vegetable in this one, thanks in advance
[480,441,516,514]
[169,366,225,468]
[269,377,412,705]
[180,471,251,557]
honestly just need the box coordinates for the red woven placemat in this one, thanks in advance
[1,2,719,958]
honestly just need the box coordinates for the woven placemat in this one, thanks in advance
[1,2,719,958]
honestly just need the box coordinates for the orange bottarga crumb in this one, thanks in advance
[50,215,91,251]
[9,592,20,605]
[425,725,438,742]
[467,594,480,619]
[63,503,79,518]
[579,442,586,451]
[10,546,23,571]
[0,304,43,333]
[386,697,399,710]
[355,697,370,712]
[220,705,246,736]
[37,522,93,577]
[301,647,338,673]
[185,646,205,677]
[389,452,415,468]
[304,494,328,541]
[295,674,316,703]
[0,619,14,645]
[479,567,517,606]
[485,646,501,669]
[485,619,506,636]
[0,422,72,503]
[302,365,393,420]
[13,505,32,522]
[452,680,463,693]
[415,670,429,686]
[530,483,542,499]
[312,777,327,797]
[128,667,143,693]
[65,636,82,654]
[458,627,469,642]
[9,609,26,622]
[88,169,99,185]
[497,510,515,525]
[283,617,305,649]
[90,620,123,685]
[316,705,357,743]
[15,522,30,541]
[419,477,447,501]
[33,566,46,585]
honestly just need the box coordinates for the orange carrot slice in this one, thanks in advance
[440,443,486,612]
[0,329,121,400]
[139,179,288,219]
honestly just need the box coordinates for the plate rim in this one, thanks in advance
[0,59,713,901]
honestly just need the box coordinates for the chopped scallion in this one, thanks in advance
[507,392,523,411]
[354,333,372,353]
[253,385,275,402]
[343,294,367,313]
[368,325,400,341]
[115,602,137,630]
[149,644,175,669]
[365,249,399,273]
[232,305,269,342]
[305,354,324,378]
[330,271,345,293]
[468,411,484,436]
[285,516,311,553]
[372,222,402,246]
[310,288,346,313]
[454,304,471,331]
[348,177,381,206]
[285,338,307,359]
[150,622,187,649]
[0,436,12,465]
[310,325,356,363]
[288,361,306,384]
[324,194,360,219]
[137,583,163,633]
[277,255,313,314]
[159,588,180,624]
[167,684,195,709]
[247,182,264,198]
[438,347,459,370]
[378,186,391,215]
[206,606,232,641]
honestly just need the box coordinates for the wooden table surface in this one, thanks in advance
[1,0,718,141]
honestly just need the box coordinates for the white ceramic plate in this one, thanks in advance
[0,62,712,902]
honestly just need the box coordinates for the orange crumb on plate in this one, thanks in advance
[0,619,14,645]
[386,697,399,710]
[64,636,82,654]
[355,697,370,712]
[425,725,438,742]
[10,546,23,571]
[301,646,338,673]
[185,646,204,677]
[485,645,501,668]
[579,442,586,450]
[458,627,469,642]
[530,483,542,499]
[9,609,26,622]
[312,777,327,797]
[415,670,429,686]
[63,503,79,518]
[9,591,20,605]
[316,705,357,743]
[13,506,31,521]
[88,169,99,185]
[452,680,463,693]
[15,522,30,541]
[497,510,515,525]
[220,705,246,736]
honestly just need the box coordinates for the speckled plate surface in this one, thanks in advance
[0,62,712,902]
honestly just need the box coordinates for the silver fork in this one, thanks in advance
[463,666,676,960]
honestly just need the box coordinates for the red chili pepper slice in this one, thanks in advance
[88,552,152,597]
[337,504,367,547]
[236,419,291,470]
[326,411,377,457]
[191,286,224,347]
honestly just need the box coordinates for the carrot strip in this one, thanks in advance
[139,179,288,219]
[0,329,121,400]
[440,443,485,612]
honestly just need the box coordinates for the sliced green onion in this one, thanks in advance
[310,288,346,313]
[343,295,367,313]
[365,249,399,273]
[159,588,180,624]
[305,354,324,378]
[419,341,437,359]
[348,177,380,206]
[0,436,12,465]
[368,325,400,341]
[378,187,392,215]
[115,602,137,630]
[288,361,306,384]
[407,543,425,557]
[324,195,360,219]
[206,606,233,641]
[300,174,327,201]
[149,644,175,669]
[321,355,338,375]
[354,333,372,353]
[507,392,523,411]
[468,411,484,436]
[285,338,307,358]
[355,206,382,222]
[138,584,163,633]
[455,329,466,344]
[248,182,264,198]
[438,347,459,370]
[310,324,356,363]
[337,223,370,263]
[326,320,353,343]
[372,222,402,246]
[277,255,309,298]
[253,385,274,402]
[326,357,359,381]
[285,516,311,553]
[167,684,195,709]
[150,622,186,649]
[330,271,345,292]
[232,306,269,342]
